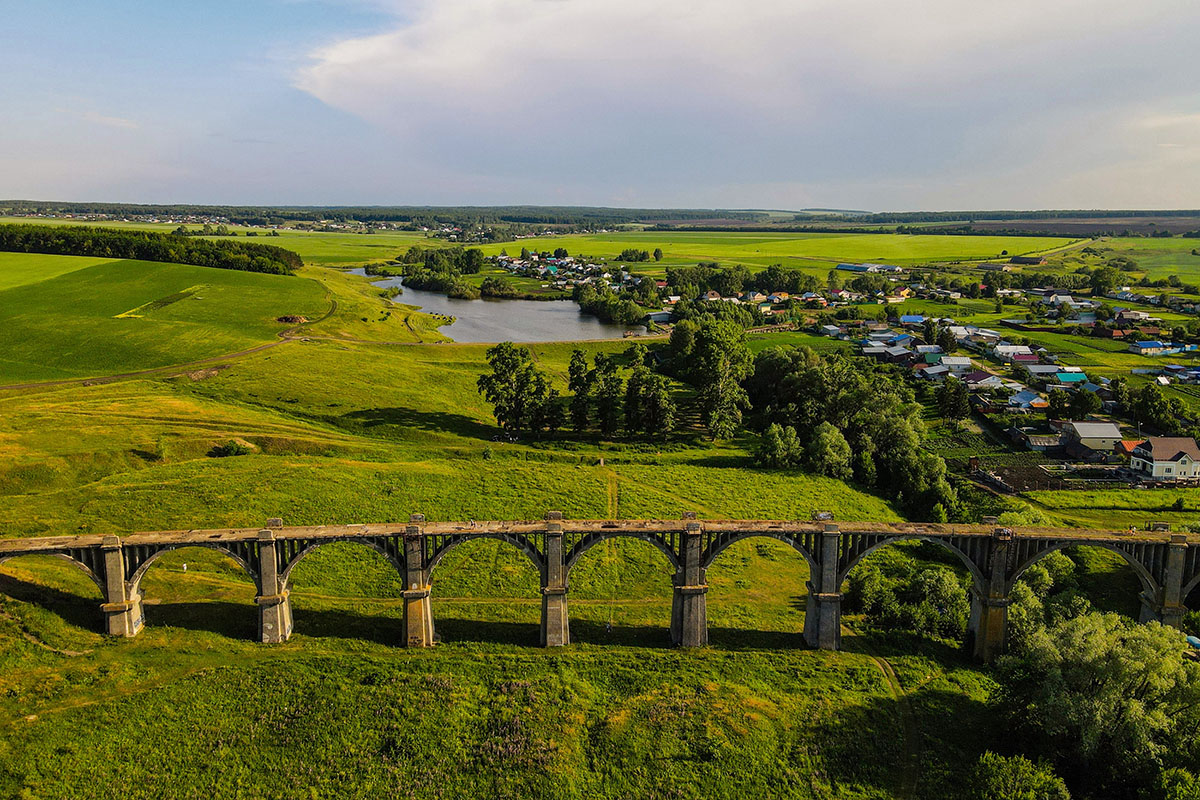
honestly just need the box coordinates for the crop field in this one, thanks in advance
[476,231,1079,275]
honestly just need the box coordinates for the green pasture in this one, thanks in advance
[0,256,328,383]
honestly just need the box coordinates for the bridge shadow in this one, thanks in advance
[337,407,493,439]
[0,573,102,632]
[144,600,258,640]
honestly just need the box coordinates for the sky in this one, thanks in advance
[2,0,1199,211]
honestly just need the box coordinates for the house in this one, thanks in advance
[915,344,943,355]
[980,263,1013,272]
[994,344,1035,363]
[703,290,722,301]
[963,370,1004,388]
[941,356,973,374]
[1055,372,1089,385]
[644,311,673,324]
[1026,364,1064,378]
[742,291,767,304]
[885,346,914,363]
[1009,255,1047,265]
[920,364,950,381]
[1129,341,1170,356]
[1062,421,1122,452]
[1129,437,1200,480]
[899,314,926,326]
[820,325,842,337]
[862,346,889,360]
[1009,389,1048,410]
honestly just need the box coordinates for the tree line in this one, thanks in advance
[0,224,301,275]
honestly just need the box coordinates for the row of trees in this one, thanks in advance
[665,262,822,300]
[0,224,301,275]
[396,245,489,299]
[477,343,677,440]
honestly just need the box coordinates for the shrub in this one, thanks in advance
[209,440,251,458]
[970,752,1070,800]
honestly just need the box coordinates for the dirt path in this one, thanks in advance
[842,625,921,799]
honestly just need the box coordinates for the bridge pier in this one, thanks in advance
[670,516,707,647]
[99,536,143,637]
[541,513,570,647]
[256,529,293,644]
[969,528,1013,662]
[403,517,434,647]
[804,525,842,650]
[1148,534,1188,628]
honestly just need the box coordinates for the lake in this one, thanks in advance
[350,270,648,343]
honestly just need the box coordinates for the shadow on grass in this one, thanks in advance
[338,407,493,439]
[144,600,258,640]
[0,573,103,631]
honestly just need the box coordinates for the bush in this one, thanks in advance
[209,440,251,458]
[970,752,1070,800]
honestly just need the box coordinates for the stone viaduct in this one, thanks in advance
[1,513,1197,661]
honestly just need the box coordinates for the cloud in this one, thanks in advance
[60,110,140,130]
[290,0,1200,207]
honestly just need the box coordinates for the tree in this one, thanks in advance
[970,753,1070,800]
[757,423,804,468]
[461,248,485,274]
[692,320,753,438]
[653,247,663,262]
[1090,266,1121,297]
[592,354,625,438]
[1132,384,1178,433]
[476,342,560,436]
[1046,388,1069,421]
[937,377,971,424]
[553,247,568,259]
[994,613,1200,797]
[806,421,853,478]
[1067,390,1101,420]
[520,247,531,259]
[567,349,592,433]
[937,327,957,354]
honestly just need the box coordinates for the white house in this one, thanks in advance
[1130,437,1200,480]
[940,356,973,374]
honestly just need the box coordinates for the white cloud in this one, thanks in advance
[290,0,1200,207]
[58,109,140,130]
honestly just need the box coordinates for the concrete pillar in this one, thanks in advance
[670,514,708,647]
[540,511,570,647]
[99,536,143,637]
[1152,534,1188,628]
[402,514,434,647]
[970,527,1012,662]
[803,524,842,650]
[255,529,293,644]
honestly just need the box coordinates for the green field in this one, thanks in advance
[478,231,1079,276]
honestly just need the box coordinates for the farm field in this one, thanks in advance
[476,231,1080,276]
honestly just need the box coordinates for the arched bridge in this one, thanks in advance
[1,513,1196,661]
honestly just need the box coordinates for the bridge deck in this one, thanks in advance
[0,519,1189,555]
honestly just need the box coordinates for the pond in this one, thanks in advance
[350,269,648,343]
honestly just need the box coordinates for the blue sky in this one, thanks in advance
[2,0,1199,210]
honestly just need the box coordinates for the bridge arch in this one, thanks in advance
[1183,573,1200,603]
[702,533,817,573]
[566,531,680,574]
[280,539,405,587]
[837,535,988,592]
[129,544,262,598]
[1008,542,1160,603]
[0,553,106,597]
[427,533,546,577]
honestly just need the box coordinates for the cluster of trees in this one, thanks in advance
[567,345,676,438]
[996,611,1200,798]
[670,298,765,328]
[0,224,301,275]
[573,284,648,325]
[665,262,821,300]
[666,319,755,438]
[396,245,487,299]
[477,343,678,441]
[616,248,651,262]
[746,346,957,520]
[845,560,971,640]
[172,223,238,237]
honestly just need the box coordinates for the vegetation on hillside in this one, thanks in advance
[0,223,302,275]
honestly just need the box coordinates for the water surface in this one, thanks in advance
[351,269,647,343]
